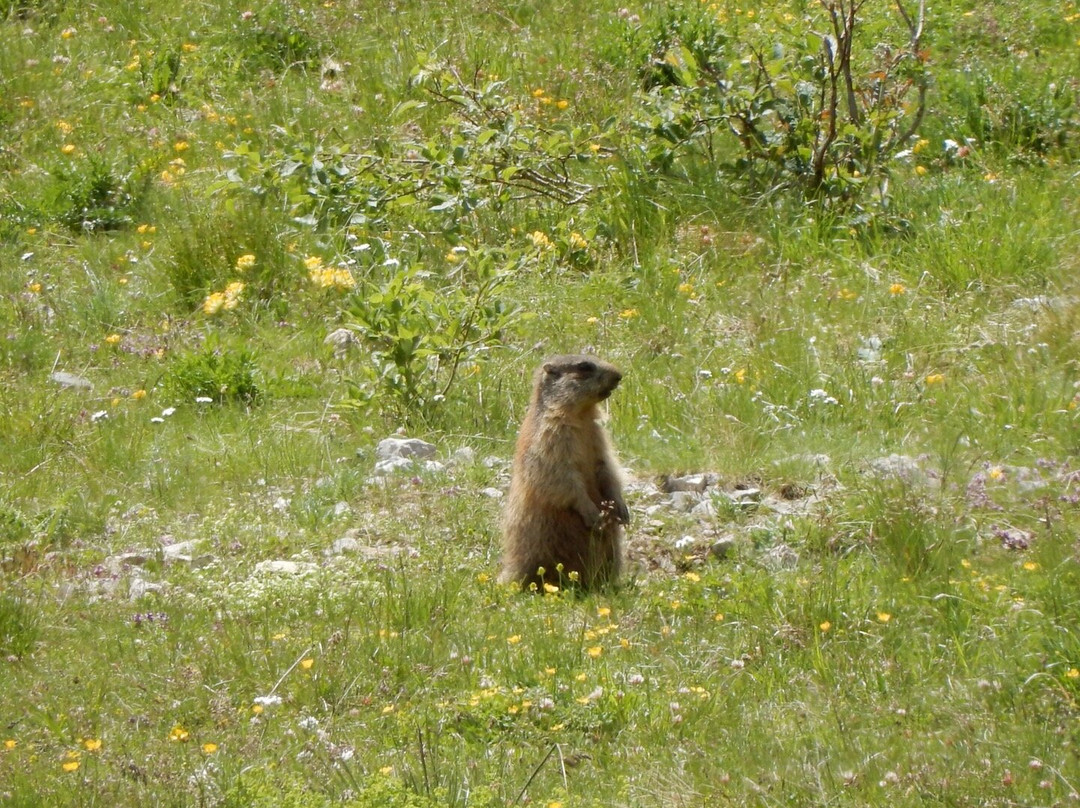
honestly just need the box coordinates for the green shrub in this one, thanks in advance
[162,342,263,405]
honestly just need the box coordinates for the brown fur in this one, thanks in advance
[498,354,629,590]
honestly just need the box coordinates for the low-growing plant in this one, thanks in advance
[42,155,149,233]
[0,593,39,659]
[342,247,528,419]
[632,0,930,217]
[162,341,262,405]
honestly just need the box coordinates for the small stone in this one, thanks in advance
[481,487,504,499]
[161,540,199,561]
[323,327,359,356]
[661,473,717,493]
[763,543,799,569]
[254,560,317,575]
[710,536,736,560]
[333,501,351,517]
[451,446,476,464]
[998,527,1033,551]
[376,437,437,462]
[373,456,417,476]
[50,371,92,390]
[128,578,163,601]
[870,454,923,480]
[421,460,446,473]
[328,537,361,555]
[690,499,716,519]
[674,535,697,550]
[728,486,762,504]
[669,491,703,512]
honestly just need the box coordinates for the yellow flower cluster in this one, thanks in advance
[202,281,245,315]
[306,255,356,290]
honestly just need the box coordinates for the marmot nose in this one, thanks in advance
[611,370,623,386]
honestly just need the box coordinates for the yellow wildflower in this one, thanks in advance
[876,612,892,623]
[222,281,245,310]
[61,144,76,155]
[925,373,945,385]
[569,231,588,250]
[62,761,80,772]
[507,634,522,645]
[173,140,189,153]
[556,99,569,110]
[105,334,121,345]
[1023,561,1039,571]
[586,645,603,658]
[915,165,928,176]
[169,725,189,742]
[889,283,906,295]
[132,389,147,400]
[4,739,16,750]
[819,621,832,632]
[83,739,102,752]
[530,231,552,248]
[618,308,639,320]
[202,291,226,315]
[201,743,218,754]
[300,658,314,670]
[60,27,77,39]
[1066,668,1079,679]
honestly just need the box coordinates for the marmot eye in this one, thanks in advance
[575,361,595,373]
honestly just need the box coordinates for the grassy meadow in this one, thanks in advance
[2,0,1080,804]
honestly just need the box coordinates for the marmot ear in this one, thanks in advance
[543,362,561,377]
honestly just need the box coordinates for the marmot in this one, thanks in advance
[498,354,629,590]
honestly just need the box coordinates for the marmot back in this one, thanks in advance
[498,354,629,590]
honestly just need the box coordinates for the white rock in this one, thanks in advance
[162,540,199,560]
[451,446,476,464]
[674,535,697,550]
[324,327,360,356]
[333,501,351,517]
[669,491,703,512]
[254,560,317,575]
[373,456,417,475]
[328,537,361,555]
[129,579,163,601]
[50,371,92,390]
[691,499,716,519]
[376,437,436,461]
[663,473,716,493]
[710,536,736,560]
[481,487,504,499]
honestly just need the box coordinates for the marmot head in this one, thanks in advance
[535,354,623,414]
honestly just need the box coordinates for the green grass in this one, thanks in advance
[2,0,1080,804]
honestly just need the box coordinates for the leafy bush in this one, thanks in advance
[216,62,611,242]
[43,156,149,233]
[162,342,262,405]
[632,0,930,214]
[343,246,528,419]
[0,593,39,659]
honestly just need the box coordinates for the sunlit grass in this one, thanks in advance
[2,0,1080,804]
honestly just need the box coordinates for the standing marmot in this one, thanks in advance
[498,354,629,590]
